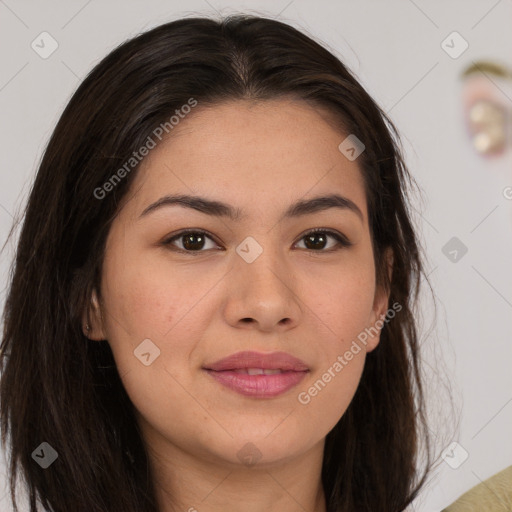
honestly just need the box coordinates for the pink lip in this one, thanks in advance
[204,369,308,398]
[203,350,309,372]
[202,351,310,398]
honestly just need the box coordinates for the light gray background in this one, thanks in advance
[1,1,511,511]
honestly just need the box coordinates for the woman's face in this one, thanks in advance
[88,98,390,469]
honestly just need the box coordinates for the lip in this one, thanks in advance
[203,350,309,372]
[204,369,308,398]
[202,351,310,398]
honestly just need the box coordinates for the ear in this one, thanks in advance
[82,288,107,341]
[366,247,394,353]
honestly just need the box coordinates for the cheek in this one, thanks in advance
[295,346,366,442]
[293,256,375,431]
[99,245,227,380]
[101,242,189,335]
[302,254,376,338]
[99,252,211,440]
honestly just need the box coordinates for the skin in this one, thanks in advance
[84,97,392,512]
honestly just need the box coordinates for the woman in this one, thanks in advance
[0,14,433,512]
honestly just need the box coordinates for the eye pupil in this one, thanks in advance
[304,233,327,250]
[182,232,205,250]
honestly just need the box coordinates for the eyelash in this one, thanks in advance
[162,228,352,255]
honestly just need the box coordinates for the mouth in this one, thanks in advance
[202,351,309,398]
[224,368,286,375]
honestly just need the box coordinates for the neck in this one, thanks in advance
[145,433,327,512]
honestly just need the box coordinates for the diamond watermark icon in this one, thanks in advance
[442,236,468,263]
[441,31,469,59]
[236,442,263,466]
[236,236,263,263]
[31,32,59,59]
[32,442,58,469]
[441,441,469,469]
[134,338,161,366]
[338,134,365,161]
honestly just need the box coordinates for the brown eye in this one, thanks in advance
[163,230,219,252]
[295,229,352,251]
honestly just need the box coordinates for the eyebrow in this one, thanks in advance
[138,193,364,222]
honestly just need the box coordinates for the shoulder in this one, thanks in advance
[442,465,512,511]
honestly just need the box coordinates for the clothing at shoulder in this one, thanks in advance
[442,465,512,511]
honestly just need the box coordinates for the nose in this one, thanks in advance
[222,240,303,333]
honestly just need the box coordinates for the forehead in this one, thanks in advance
[124,98,368,222]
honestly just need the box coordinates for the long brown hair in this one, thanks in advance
[0,14,433,512]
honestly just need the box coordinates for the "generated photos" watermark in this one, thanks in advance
[297,301,402,405]
[94,97,198,200]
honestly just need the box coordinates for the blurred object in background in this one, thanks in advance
[461,61,512,158]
